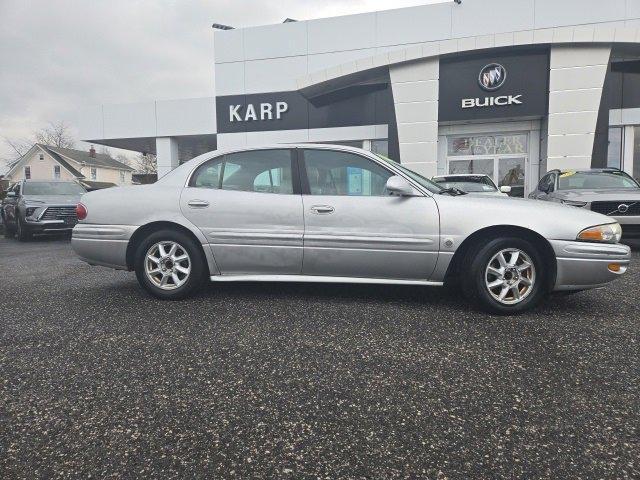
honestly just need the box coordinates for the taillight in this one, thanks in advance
[76,203,87,220]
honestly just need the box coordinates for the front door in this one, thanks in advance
[299,148,440,280]
[180,148,304,275]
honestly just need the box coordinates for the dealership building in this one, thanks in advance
[78,0,640,197]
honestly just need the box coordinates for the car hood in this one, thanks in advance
[555,189,640,202]
[434,194,618,241]
[21,194,83,205]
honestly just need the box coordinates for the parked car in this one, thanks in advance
[71,145,630,314]
[529,168,640,239]
[431,174,511,196]
[1,180,86,241]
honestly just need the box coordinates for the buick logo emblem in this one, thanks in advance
[479,63,507,91]
[618,203,629,213]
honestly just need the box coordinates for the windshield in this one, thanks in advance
[558,171,640,190]
[22,182,86,195]
[433,181,497,193]
[374,154,443,193]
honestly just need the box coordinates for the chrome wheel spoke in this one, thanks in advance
[168,243,178,257]
[487,266,503,278]
[511,285,521,300]
[498,285,509,301]
[497,252,508,268]
[174,254,188,262]
[517,261,532,272]
[175,265,190,275]
[147,255,160,264]
[508,251,520,266]
[488,279,504,288]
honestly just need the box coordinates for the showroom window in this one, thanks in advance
[53,165,61,179]
[302,149,392,196]
[607,127,623,169]
[634,127,640,181]
[446,133,528,197]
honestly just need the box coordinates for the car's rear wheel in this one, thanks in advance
[462,237,546,314]
[16,217,32,242]
[134,229,206,300]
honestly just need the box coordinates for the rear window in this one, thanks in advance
[22,182,86,195]
[558,171,639,190]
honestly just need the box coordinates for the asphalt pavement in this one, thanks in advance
[0,236,638,478]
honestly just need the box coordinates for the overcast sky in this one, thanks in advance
[0,0,444,170]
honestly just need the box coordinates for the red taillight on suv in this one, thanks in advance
[76,203,87,220]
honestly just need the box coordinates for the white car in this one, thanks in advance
[431,174,511,196]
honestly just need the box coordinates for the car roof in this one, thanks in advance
[553,168,627,174]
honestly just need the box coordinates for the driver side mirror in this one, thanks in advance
[385,175,414,196]
[499,185,512,194]
[6,191,16,198]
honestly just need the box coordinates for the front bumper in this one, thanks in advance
[71,224,137,270]
[24,218,76,232]
[550,239,631,291]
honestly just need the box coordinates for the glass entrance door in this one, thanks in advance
[446,133,529,197]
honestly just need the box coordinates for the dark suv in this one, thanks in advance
[529,168,640,239]
[1,180,86,241]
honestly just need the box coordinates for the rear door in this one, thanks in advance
[180,148,304,275]
[298,148,440,280]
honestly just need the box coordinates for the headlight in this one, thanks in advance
[25,207,38,217]
[562,199,587,207]
[577,223,622,243]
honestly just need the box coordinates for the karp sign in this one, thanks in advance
[229,102,289,122]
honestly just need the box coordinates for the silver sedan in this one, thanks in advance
[71,144,630,314]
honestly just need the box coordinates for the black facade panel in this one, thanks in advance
[439,49,549,122]
[216,86,394,134]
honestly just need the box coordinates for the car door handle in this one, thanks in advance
[310,205,334,214]
[187,200,210,208]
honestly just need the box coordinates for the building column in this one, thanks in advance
[547,45,611,171]
[156,137,179,178]
[389,58,439,177]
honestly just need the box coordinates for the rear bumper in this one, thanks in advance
[71,224,136,270]
[550,240,631,291]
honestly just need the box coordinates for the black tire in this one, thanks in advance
[16,217,31,242]
[134,229,207,300]
[461,237,547,315]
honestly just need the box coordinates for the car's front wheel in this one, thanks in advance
[134,229,206,300]
[462,237,546,314]
[16,217,32,242]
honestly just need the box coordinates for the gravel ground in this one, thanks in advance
[0,236,638,479]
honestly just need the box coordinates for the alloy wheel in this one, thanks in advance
[144,241,191,290]
[484,248,536,305]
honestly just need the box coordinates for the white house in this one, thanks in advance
[5,144,134,188]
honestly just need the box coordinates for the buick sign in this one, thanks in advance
[478,63,507,91]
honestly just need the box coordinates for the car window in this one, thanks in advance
[558,171,640,190]
[302,149,393,196]
[436,181,496,192]
[538,174,555,192]
[21,182,85,195]
[190,149,294,194]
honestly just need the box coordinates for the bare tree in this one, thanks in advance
[2,137,30,168]
[114,153,133,168]
[135,152,157,174]
[33,121,75,149]
[2,120,76,168]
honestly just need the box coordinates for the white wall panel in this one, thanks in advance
[549,89,603,114]
[214,62,245,96]
[244,56,307,94]
[392,81,438,103]
[103,102,156,139]
[243,21,308,61]
[246,129,309,145]
[214,29,244,64]
[77,105,104,140]
[534,0,626,29]
[549,65,608,91]
[376,4,451,47]
[156,97,216,137]
[217,132,247,149]
[307,125,379,143]
[395,102,438,123]
[307,12,376,54]
[548,134,596,157]
[397,122,438,143]
[548,111,600,135]
[307,49,376,73]
[452,0,534,38]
